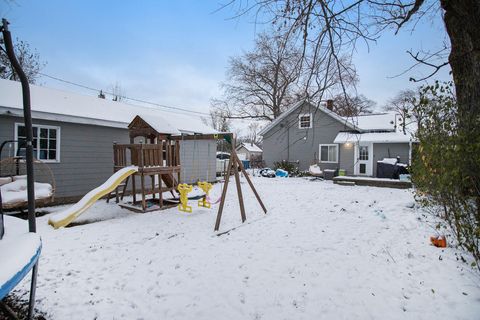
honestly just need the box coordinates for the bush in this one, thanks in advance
[411,81,480,270]
[273,160,300,176]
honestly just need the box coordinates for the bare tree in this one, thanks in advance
[217,32,303,121]
[332,94,376,117]
[0,37,46,84]
[203,104,231,132]
[384,89,419,134]
[110,82,125,102]
[215,31,357,122]
[225,0,478,137]
[246,122,261,145]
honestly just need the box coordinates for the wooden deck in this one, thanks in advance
[333,176,412,189]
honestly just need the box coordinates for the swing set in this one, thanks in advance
[170,133,267,231]
[110,116,266,231]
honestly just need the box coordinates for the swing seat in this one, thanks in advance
[198,198,211,209]
[178,203,192,213]
[177,183,193,213]
[197,181,213,209]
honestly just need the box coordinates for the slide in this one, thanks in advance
[48,166,138,229]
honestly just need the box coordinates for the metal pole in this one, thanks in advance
[2,19,38,320]
[2,19,36,232]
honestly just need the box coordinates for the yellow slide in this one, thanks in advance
[48,166,138,229]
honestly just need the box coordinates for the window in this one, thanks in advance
[319,144,338,163]
[359,163,366,174]
[359,146,369,160]
[15,123,60,162]
[298,114,312,129]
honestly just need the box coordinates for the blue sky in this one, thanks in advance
[1,0,451,115]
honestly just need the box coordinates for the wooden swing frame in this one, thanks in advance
[170,133,267,231]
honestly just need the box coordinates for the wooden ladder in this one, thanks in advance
[106,176,129,203]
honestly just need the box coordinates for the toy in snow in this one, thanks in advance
[275,169,289,177]
[259,168,276,178]
[430,235,447,248]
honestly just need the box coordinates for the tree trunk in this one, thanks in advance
[441,0,480,216]
[441,0,480,122]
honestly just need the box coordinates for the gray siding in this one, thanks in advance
[262,102,352,171]
[0,115,129,201]
[372,143,410,177]
[1,115,216,203]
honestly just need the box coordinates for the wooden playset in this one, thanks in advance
[108,116,267,230]
[109,115,181,212]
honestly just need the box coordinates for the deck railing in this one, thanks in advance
[113,141,180,169]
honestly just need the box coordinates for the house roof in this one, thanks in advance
[345,113,396,131]
[236,143,262,153]
[333,131,415,144]
[259,100,356,135]
[258,100,407,137]
[128,115,180,135]
[0,79,215,135]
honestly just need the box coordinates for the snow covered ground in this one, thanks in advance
[9,177,480,319]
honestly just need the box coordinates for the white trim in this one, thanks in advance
[354,142,373,176]
[2,107,127,129]
[14,122,61,163]
[319,144,339,163]
[298,113,313,129]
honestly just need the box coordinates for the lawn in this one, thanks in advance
[11,177,480,319]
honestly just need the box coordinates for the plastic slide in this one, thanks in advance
[48,166,138,229]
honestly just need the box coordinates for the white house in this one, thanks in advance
[236,142,263,161]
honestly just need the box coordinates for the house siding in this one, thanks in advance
[372,143,410,177]
[1,115,216,203]
[262,102,352,171]
[0,115,130,202]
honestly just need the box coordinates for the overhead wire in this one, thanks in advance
[38,72,210,116]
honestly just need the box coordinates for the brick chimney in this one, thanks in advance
[326,99,334,111]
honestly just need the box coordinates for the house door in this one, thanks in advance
[355,142,373,176]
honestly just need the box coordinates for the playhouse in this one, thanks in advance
[111,115,183,212]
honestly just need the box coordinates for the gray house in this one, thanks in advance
[260,100,414,177]
[0,79,217,204]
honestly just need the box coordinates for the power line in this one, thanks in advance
[38,72,210,116]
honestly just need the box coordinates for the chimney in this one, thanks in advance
[326,99,334,111]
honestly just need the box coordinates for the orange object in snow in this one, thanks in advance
[430,235,447,248]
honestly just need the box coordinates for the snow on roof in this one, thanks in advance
[333,131,414,144]
[345,113,396,131]
[0,79,215,134]
[134,113,180,135]
[237,143,262,153]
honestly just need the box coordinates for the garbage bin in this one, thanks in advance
[324,169,337,180]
